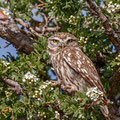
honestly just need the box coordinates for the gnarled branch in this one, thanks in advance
[0,8,60,54]
[0,18,35,54]
[2,76,23,95]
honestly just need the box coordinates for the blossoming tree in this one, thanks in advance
[0,0,120,120]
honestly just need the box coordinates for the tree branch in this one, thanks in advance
[15,12,61,37]
[0,9,60,54]
[0,18,35,54]
[86,0,120,53]
[15,18,44,38]
[37,0,45,4]
[2,76,23,95]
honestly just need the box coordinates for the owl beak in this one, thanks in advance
[62,44,64,50]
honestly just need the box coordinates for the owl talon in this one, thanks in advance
[51,80,61,87]
[61,85,76,93]
[65,86,72,89]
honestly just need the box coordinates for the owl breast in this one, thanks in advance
[51,51,86,92]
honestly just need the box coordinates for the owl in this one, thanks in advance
[47,32,109,119]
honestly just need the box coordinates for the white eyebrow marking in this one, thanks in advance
[52,37,61,41]
[65,37,72,41]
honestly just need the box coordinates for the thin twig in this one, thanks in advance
[37,0,45,4]
[4,42,11,48]
[15,18,43,37]
[15,12,61,38]
[34,4,45,8]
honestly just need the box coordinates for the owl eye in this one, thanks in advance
[52,39,59,43]
[67,39,73,44]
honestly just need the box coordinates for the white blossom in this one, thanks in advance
[24,72,34,79]
[46,0,53,3]
[55,111,60,119]
[22,78,26,82]
[22,72,39,83]
[38,98,40,101]
[83,17,93,28]
[51,87,54,90]
[86,87,103,102]
[101,1,120,14]
[0,6,12,19]
[78,114,85,119]
[80,37,84,41]
[79,36,88,44]
[35,90,38,93]
[39,91,42,95]
[41,85,47,89]
[69,15,77,25]
[32,95,35,98]
[2,61,10,66]
[33,81,52,99]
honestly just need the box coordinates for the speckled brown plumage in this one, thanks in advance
[47,32,109,119]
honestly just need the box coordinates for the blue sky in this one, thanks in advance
[0,38,17,59]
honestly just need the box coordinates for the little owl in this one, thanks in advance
[47,32,109,119]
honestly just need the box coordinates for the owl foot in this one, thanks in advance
[61,85,77,94]
[51,80,61,87]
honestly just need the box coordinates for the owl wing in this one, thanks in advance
[63,47,105,93]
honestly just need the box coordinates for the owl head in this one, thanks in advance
[48,32,78,55]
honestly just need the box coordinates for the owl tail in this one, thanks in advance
[100,105,110,120]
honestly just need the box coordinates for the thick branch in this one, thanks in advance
[2,76,23,94]
[109,66,120,96]
[0,18,35,54]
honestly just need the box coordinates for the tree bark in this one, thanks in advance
[2,76,23,94]
[0,18,35,54]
